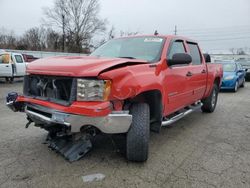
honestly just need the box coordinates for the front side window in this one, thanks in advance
[91,37,165,62]
[187,43,202,65]
[168,41,186,59]
[0,54,10,64]
[15,55,23,63]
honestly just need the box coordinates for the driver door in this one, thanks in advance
[0,53,12,77]
[163,40,192,115]
[12,53,26,76]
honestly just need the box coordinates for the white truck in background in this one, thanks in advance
[0,52,27,82]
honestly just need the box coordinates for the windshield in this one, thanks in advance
[222,63,236,72]
[91,37,165,62]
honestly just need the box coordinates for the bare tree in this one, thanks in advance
[237,48,246,55]
[44,0,107,53]
[229,48,236,55]
[20,27,46,51]
[46,29,61,51]
[43,0,68,51]
[0,28,17,49]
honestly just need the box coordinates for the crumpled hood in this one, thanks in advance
[27,56,147,77]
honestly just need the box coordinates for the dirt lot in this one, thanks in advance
[0,79,250,188]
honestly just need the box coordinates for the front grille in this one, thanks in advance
[24,75,76,106]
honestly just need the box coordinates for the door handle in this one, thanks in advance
[201,69,206,73]
[5,65,9,67]
[186,71,193,77]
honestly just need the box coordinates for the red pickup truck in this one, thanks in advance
[6,35,222,162]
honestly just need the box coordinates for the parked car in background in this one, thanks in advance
[237,58,250,81]
[22,54,39,63]
[0,52,26,82]
[216,61,246,92]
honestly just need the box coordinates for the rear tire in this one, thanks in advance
[9,77,14,83]
[240,78,245,88]
[126,103,150,162]
[5,77,14,83]
[201,84,219,113]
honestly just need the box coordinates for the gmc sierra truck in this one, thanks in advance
[6,35,223,162]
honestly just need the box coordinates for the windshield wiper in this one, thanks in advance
[117,56,137,59]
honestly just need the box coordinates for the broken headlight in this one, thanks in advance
[77,79,111,101]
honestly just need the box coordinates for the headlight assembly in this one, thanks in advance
[77,79,111,101]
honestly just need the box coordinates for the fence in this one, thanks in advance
[2,49,87,58]
[1,49,250,61]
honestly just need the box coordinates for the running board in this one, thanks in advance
[162,102,202,127]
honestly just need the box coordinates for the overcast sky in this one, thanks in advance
[0,0,250,53]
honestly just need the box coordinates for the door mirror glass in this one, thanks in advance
[167,53,192,66]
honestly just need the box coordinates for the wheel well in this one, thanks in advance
[126,90,163,132]
[214,77,220,88]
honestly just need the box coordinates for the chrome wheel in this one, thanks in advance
[211,89,217,108]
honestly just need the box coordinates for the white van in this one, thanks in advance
[0,52,26,82]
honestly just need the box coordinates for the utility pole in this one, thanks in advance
[62,14,65,52]
[174,25,177,35]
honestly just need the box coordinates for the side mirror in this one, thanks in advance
[245,69,248,72]
[203,53,211,63]
[167,53,192,66]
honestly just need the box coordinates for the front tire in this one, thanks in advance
[126,103,150,162]
[234,81,239,92]
[201,84,219,113]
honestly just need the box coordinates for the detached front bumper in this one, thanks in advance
[6,93,132,134]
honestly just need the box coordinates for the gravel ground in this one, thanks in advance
[0,79,250,188]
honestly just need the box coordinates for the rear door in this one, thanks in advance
[0,53,12,77]
[12,53,26,76]
[186,42,207,102]
[163,39,193,115]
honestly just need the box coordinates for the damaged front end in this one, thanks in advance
[6,75,132,162]
[6,92,93,162]
[6,74,94,162]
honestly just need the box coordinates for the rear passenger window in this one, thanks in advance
[168,41,186,59]
[187,43,202,65]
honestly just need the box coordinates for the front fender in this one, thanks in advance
[99,64,164,100]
